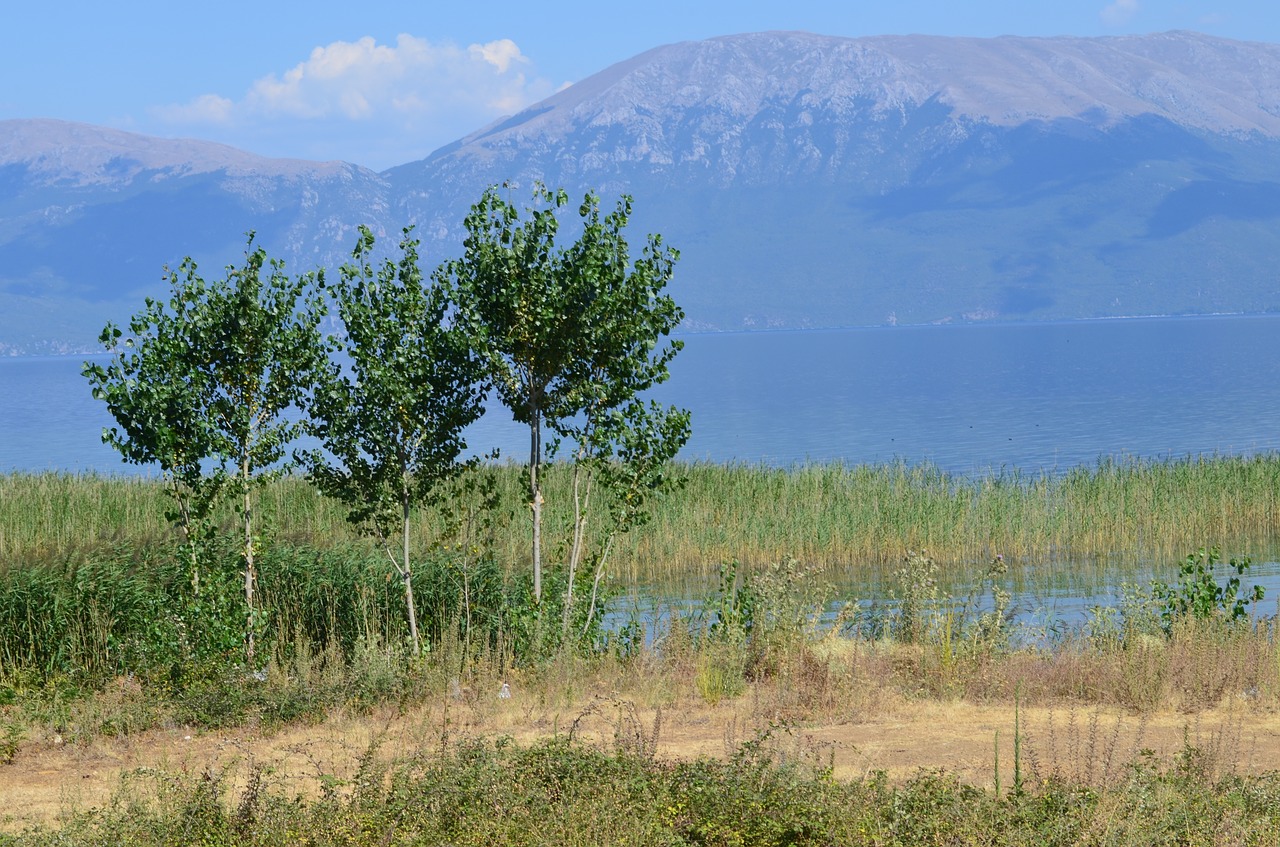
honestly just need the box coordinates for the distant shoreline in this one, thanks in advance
[8,309,1280,359]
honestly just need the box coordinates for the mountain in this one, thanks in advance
[389,30,1280,330]
[4,31,1280,352]
[0,120,392,354]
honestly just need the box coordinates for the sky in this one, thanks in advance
[3,0,1277,171]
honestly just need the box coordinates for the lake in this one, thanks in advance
[6,313,1278,476]
[7,314,1280,625]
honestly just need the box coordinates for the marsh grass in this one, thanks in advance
[4,456,1280,779]
[5,557,1280,843]
[4,455,1280,582]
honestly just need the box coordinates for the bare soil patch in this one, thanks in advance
[5,687,1279,833]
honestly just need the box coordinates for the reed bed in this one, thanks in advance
[2,454,1278,582]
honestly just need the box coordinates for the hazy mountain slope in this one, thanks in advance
[4,31,1280,352]
[0,120,392,354]
[389,31,1280,329]
[407,31,1280,182]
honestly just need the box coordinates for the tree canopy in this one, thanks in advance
[444,184,690,615]
[302,225,488,655]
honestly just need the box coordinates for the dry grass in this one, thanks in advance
[5,644,1280,834]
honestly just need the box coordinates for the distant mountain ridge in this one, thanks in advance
[0,119,356,182]
[3,30,1280,353]
[402,30,1280,188]
[0,120,391,353]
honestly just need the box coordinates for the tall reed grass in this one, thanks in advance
[3,455,1278,582]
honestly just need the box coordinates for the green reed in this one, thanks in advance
[3,455,1279,583]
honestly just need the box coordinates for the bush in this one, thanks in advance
[1151,547,1265,635]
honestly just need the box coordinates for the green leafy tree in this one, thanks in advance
[85,236,327,666]
[302,226,488,656]
[444,184,690,627]
[571,398,690,636]
[84,275,227,591]
[197,239,328,666]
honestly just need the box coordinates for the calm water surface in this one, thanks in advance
[5,314,1279,475]
[5,314,1280,614]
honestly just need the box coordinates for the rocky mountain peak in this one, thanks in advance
[433,30,1280,171]
[4,31,1280,352]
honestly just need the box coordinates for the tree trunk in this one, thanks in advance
[175,485,200,597]
[563,454,593,637]
[530,409,543,604]
[242,459,256,667]
[403,496,421,656]
[582,533,616,638]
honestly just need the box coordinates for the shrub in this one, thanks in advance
[1151,547,1265,635]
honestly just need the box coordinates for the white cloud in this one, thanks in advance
[470,39,523,73]
[149,34,556,168]
[152,93,235,124]
[1100,0,1140,27]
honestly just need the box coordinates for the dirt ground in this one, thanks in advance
[4,686,1280,833]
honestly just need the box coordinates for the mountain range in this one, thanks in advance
[3,29,1280,354]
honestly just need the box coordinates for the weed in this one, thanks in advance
[1151,546,1265,634]
[0,719,21,764]
[891,549,940,644]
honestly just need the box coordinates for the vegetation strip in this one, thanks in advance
[4,453,1278,577]
[6,731,1280,845]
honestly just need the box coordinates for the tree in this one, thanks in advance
[567,398,690,637]
[301,226,488,656]
[443,184,690,621]
[198,239,328,666]
[84,273,227,592]
[85,236,327,666]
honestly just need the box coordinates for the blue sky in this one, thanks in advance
[3,0,1276,170]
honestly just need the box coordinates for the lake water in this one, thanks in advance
[6,314,1280,624]
[7,313,1277,476]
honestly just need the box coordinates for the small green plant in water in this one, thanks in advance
[967,554,1012,651]
[892,549,939,644]
[694,559,755,703]
[703,559,755,643]
[1151,546,1264,635]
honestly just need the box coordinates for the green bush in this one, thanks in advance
[1151,547,1265,635]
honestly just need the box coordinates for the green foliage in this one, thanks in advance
[0,718,22,764]
[84,235,329,666]
[702,559,756,644]
[693,558,839,702]
[305,225,486,538]
[446,183,690,609]
[1151,547,1265,635]
[891,549,940,644]
[15,734,1280,845]
[749,557,833,645]
[692,560,755,703]
[966,554,1013,651]
[1087,581,1165,649]
[483,562,617,664]
[302,225,488,655]
[191,236,328,484]
[86,235,327,507]
[83,274,228,550]
[694,644,748,704]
